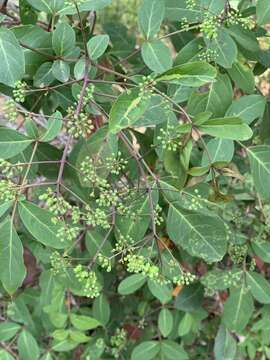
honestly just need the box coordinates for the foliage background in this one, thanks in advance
[0,0,270,359]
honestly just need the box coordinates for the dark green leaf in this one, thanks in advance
[118,274,147,295]
[109,89,151,133]
[167,204,227,263]
[87,34,110,60]
[138,0,165,39]
[156,61,217,87]
[131,341,160,360]
[247,145,270,200]
[0,128,32,159]
[214,324,237,360]
[0,217,26,294]
[222,286,254,332]
[141,40,173,73]
[0,28,25,87]
[158,308,173,337]
[246,271,270,304]
[198,117,253,140]
[18,201,70,249]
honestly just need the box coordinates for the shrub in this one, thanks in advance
[0,0,270,359]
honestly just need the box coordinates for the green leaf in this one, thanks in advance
[246,272,270,304]
[222,286,254,332]
[174,37,204,66]
[252,240,270,263]
[148,280,172,304]
[70,314,101,330]
[118,274,147,295]
[156,61,217,87]
[40,354,53,360]
[226,95,266,125]
[52,23,76,56]
[0,350,15,360]
[214,324,237,360]
[141,40,173,73]
[247,145,270,200]
[134,95,171,127]
[178,313,193,336]
[257,0,270,25]
[198,117,253,141]
[167,204,227,263]
[18,201,70,249]
[165,0,202,22]
[40,111,63,142]
[131,341,160,360]
[204,73,233,118]
[92,294,110,326]
[201,139,234,167]
[158,308,173,337]
[160,340,188,360]
[26,0,64,14]
[109,89,151,133]
[87,34,110,60]
[0,217,26,294]
[0,28,25,87]
[201,0,225,14]
[52,60,70,83]
[227,61,255,94]
[0,322,21,342]
[227,25,260,53]
[18,330,40,360]
[115,188,158,242]
[138,0,165,39]
[0,201,12,218]
[207,29,237,69]
[0,128,33,159]
[59,0,112,15]
[33,62,54,88]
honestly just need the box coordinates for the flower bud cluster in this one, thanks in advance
[80,157,109,189]
[0,180,17,202]
[226,9,252,29]
[200,15,220,39]
[50,251,70,275]
[110,328,127,357]
[74,264,101,298]
[198,48,218,62]
[157,125,183,152]
[39,188,81,242]
[124,254,164,283]
[139,75,156,99]
[229,244,248,264]
[4,100,17,122]
[13,81,27,103]
[173,271,196,286]
[0,159,22,179]
[66,109,94,139]
[97,254,112,272]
